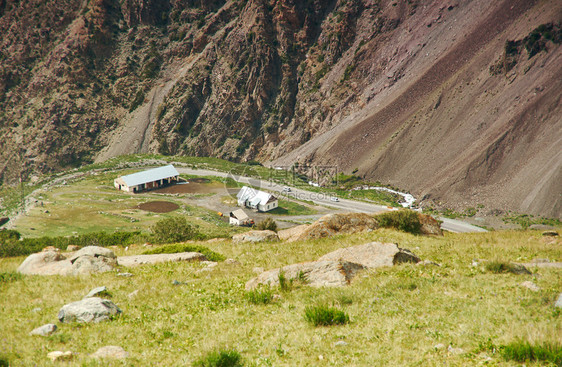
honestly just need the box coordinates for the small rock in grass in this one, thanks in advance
[555,293,562,308]
[84,286,109,299]
[117,272,133,277]
[334,341,348,347]
[90,346,129,360]
[224,258,240,265]
[127,290,139,299]
[172,280,184,286]
[448,345,464,355]
[47,351,73,362]
[510,263,532,275]
[520,281,540,292]
[253,267,264,274]
[434,343,445,350]
[58,297,121,323]
[30,323,57,336]
[542,231,559,237]
[417,260,441,267]
[31,307,42,313]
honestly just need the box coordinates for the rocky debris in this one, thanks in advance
[417,260,441,267]
[224,258,240,265]
[117,272,134,277]
[47,351,73,362]
[334,341,348,347]
[66,245,80,251]
[317,242,420,268]
[30,323,57,336]
[90,346,129,360]
[520,281,540,292]
[278,213,379,242]
[418,213,444,236]
[246,260,365,290]
[448,346,464,355]
[232,230,279,243]
[509,263,532,275]
[58,297,122,323]
[84,286,109,299]
[117,252,207,267]
[522,261,562,269]
[17,246,118,276]
[542,231,559,236]
[554,293,562,308]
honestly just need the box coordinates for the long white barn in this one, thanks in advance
[114,165,180,193]
[236,186,278,212]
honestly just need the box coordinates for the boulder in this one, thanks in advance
[418,213,443,236]
[90,346,129,359]
[47,351,73,362]
[232,230,279,243]
[117,252,207,267]
[17,246,117,276]
[58,297,122,323]
[317,242,420,268]
[245,260,365,290]
[84,286,109,299]
[278,213,379,242]
[30,323,57,336]
[542,231,559,237]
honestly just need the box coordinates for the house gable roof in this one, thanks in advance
[236,186,278,206]
[119,165,179,187]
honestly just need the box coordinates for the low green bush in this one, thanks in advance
[304,305,350,327]
[500,340,562,365]
[255,217,277,232]
[375,210,422,234]
[485,261,524,274]
[192,349,243,367]
[0,272,23,283]
[246,287,273,305]
[142,244,225,262]
[150,217,202,243]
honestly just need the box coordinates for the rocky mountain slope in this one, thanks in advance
[0,0,560,218]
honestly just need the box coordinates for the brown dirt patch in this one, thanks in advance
[136,201,180,213]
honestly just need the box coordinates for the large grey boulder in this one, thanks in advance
[84,286,109,299]
[317,242,420,268]
[58,297,122,323]
[117,252,207,267]
[245,260,365,290]
[17,246,117,276]
[233,230,279,243]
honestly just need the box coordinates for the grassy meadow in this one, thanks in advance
[1,229,561,366]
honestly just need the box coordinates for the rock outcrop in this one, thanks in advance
[29,323,57,337]
[317,242,420,268]
[232,230,279,243]
[118,252,207,267]
[58,297,121,323]
[278,213,378,242]
[90,346,129,360]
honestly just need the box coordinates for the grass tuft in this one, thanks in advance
[0,271,23,283]
[143,244,225,262]
[246,287,274,305]
[304,305,350,326]
[485,260,530,275]
[374,210,422,234]
[192,348,243,367]
[500,340,562,365]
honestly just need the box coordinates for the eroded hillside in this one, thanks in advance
[0,0,560,217]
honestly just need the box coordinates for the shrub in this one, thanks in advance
[192,349,243,367]
[500,340,562,365]
[255,217,277,232]
[246,287,273,305]
[0,355,8,367]
[150,217,201,243]
[304,305,350,326]
[375,210,422,234]
[143,244,225,262]
[0,271,23,283]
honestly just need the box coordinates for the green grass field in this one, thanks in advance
[0,229,561,366]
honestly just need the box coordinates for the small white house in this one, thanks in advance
[114,165,180,193]
[236,186,278,212]
[229,209,250,226]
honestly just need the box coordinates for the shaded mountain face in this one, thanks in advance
[0,0,560,218]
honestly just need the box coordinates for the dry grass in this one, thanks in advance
[0,228,561,365]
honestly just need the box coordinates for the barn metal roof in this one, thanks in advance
[120,165,179,187]
[236,186,276,206]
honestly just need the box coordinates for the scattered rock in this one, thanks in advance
[317,242,420,268]
[31,307,42,313]
[555,293,562,308]
[448,346,464,355]
[42,246,60,253]
[510,263,532,275]
[520,281,540,292]
[542,231,559,237]
[47,351,73,362]
[17,246,118,276]
[224,258,240,265]
[58,297,122,323]
[232,230,279,243]
[127,290,139,299]
[334,340,348,347]
[117,272,134,277]
[90,346,129,360]
[434,343,445,350]
[84,286,109,299]
[246,260,365,290]
[30,323,57,336]
[417,259,441,267]
[117,252,207,267]
[172,280,184,285]
[66,245,80,252]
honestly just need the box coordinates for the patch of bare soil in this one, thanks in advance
[136,201,180,213]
